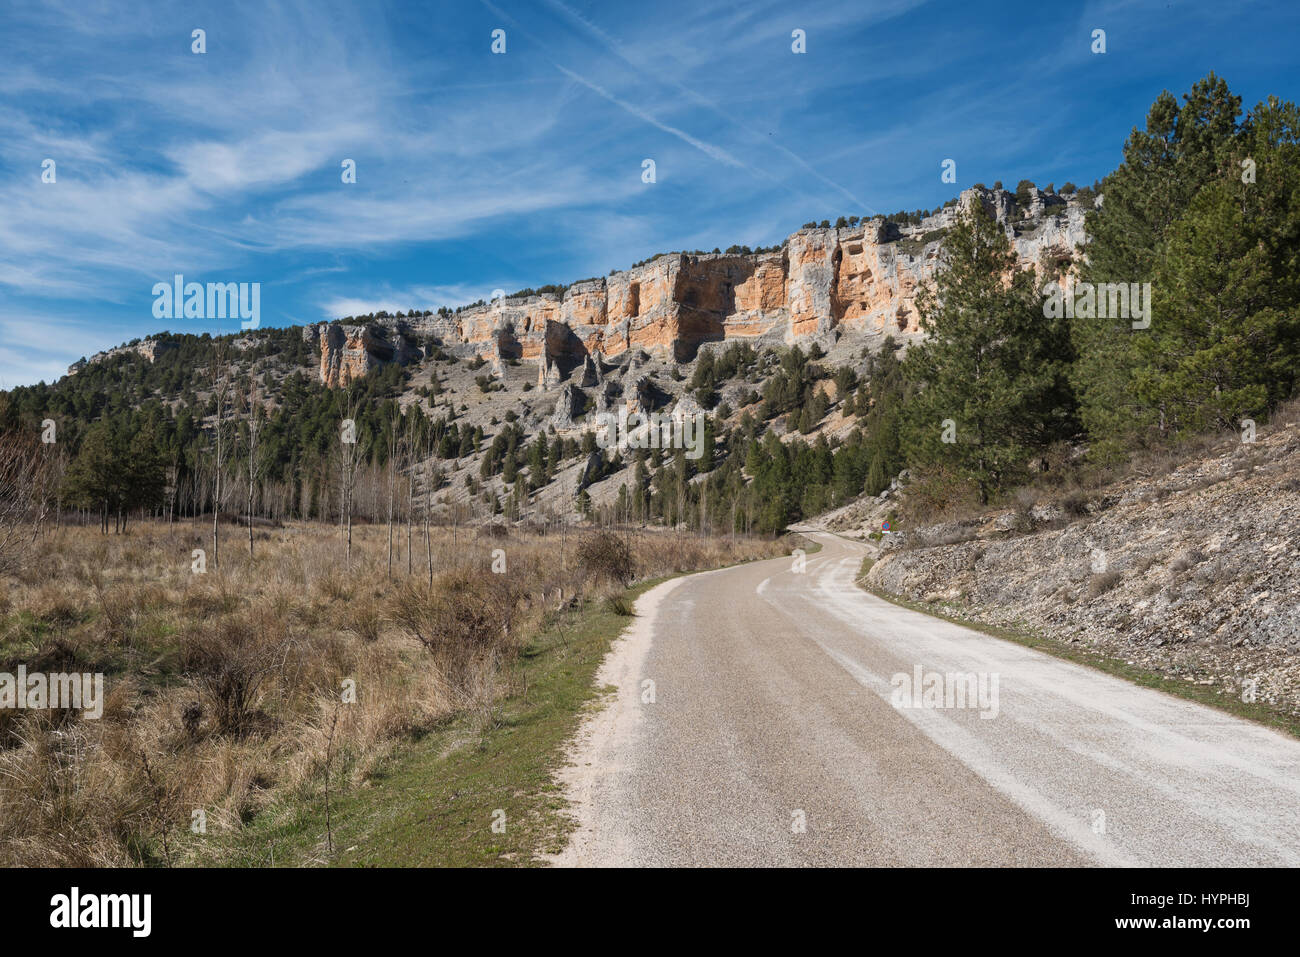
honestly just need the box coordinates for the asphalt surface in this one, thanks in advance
[554,532,1300,866]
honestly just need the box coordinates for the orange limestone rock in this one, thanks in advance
[310,186,1088,385]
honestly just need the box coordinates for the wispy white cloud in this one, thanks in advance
[554,66,748,170]
[0,313,139,388]
[538,0,932,214]
[0,0,625,302]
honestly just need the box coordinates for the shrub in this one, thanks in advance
[576,532,635,587]
[1012,488,1037,533]
[1060,490,1091,518]
[181,701,204,739]
[603,594,633,616]
[391,571,525,696]
[1170,548,1207,574]
[1087,570,1123,598]
[898,466,982,524]
[183,618,279,736]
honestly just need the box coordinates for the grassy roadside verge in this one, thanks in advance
[187,576,673,867]
[855,557,1300,740]
[793,534,823,555]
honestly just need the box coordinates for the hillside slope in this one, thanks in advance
[843,415,1300,716]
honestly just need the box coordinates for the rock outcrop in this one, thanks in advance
[670,393,705,422]
[309,186,1089,387]
[577,451,604,491]
[537,351,562,391]
[625,375,657,416]
[549,382,585,430]
[68,336,177,375]
[594,378,621,413]
[307,322,422,389]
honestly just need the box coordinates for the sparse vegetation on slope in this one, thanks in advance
[850,404,1300,728]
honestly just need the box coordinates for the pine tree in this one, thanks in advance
[1072,73,1243,457]
[860,337,907,489]
[124,425,167,519]
[865,454,888,497]
[1134,95,1300,436]
[901,198,1075,504]
[63,422,122,532]
[696,416,716,471]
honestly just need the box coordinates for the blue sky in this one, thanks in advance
[2,0,1297,387]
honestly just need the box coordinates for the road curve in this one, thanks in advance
[552,532,1300,866]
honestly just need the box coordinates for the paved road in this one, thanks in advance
[554,532,1300,866]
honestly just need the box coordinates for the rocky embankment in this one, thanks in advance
[856,419,1300,716]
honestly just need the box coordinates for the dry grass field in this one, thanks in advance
[0,519,784,866]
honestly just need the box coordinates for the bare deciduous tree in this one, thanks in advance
[241,377,264,557]
[386,408,399,579]
[207,343,232,569]
[404,414,417,577]
[336,395,366,570]
[0,428,51,576]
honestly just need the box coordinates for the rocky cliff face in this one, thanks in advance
[305,322,423,389]
[310,186,1089,387]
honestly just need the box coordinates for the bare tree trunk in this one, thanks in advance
[337,396,364,572]
[245,379,261,558]
[425,498,433,587]
[406,463,414,577]
[0,430,52,575]
[386,418,396,580]
[208,343,231,570]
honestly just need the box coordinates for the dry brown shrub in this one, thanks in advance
[183,615,285,736]
[575,531,635,586]
[1086,570,1123,598]
[391,570,524,698]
